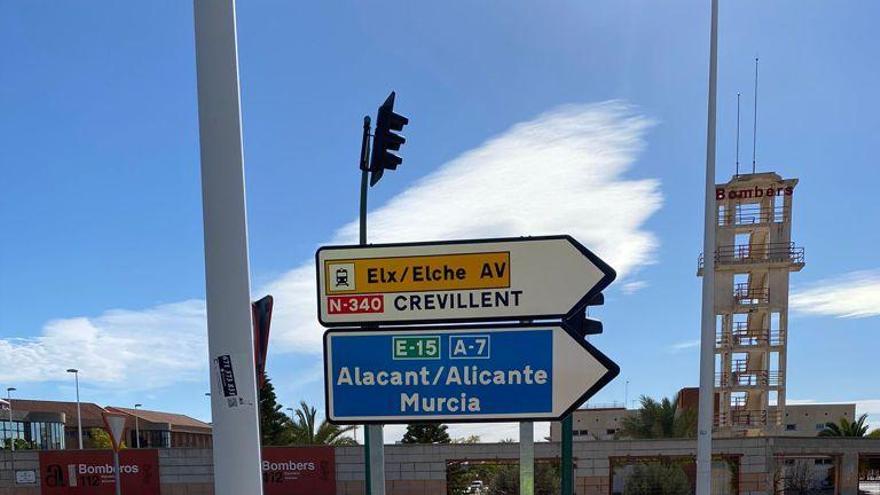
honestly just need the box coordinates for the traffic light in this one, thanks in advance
[564,292,605,337]
[369,91,409,187]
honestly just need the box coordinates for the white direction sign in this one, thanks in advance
[316,235,615,326]
[324,324,619,423]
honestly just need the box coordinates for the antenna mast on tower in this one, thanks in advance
[752,57,759,174]
[736,93,741,176]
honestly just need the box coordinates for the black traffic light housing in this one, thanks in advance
[369,91,409,187]
[563,292,605,338]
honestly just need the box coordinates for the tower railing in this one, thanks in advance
[733,284,769,305]
[716,327,785,347]
[717,203,789,226]
[698,242,804,270]
[716,409,783,427]
[715,369,785,388]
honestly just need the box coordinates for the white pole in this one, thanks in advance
[6,388,14,474]
[113,449,122,495]
[75,373,82,449]
[519,422,534,495]
[193,1,264,494]
[67,369,83,449]
[134,404,141,449]
[696,0,719,494]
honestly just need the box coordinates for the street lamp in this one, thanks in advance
[134,403,143,448]
[6,387,15,453]
[66,369,83,449]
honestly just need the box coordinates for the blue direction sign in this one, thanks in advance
[323,325,619,424]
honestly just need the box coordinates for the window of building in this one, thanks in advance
[735,202,761,225]
[0,420,26,446]
[816,423,826,431]
[606,429,616,436]
[786,424,797,431]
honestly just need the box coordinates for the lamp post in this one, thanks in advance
[6,387,15,474]
[6,387,15,452]
[66,369,83,449]
[134,403,142,448]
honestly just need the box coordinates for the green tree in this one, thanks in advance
[868,428,880,439]
[258,372,294,446]
[402,423,451,444]
[618,394,696,439]
[485,461,560,495]
[819,413,874,437]
[89,428,125,449]
[623,462,690,495]
[289,401,356,446]
[1,438,34,450]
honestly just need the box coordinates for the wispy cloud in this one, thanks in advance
[621,280,649,294]
[270,101,660,353]
[0,101,662,390]
[667,339,701,352]
[791,270,880,319]
[0,300,207,388]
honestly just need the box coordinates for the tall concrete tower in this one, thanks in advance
[699,172,804,436]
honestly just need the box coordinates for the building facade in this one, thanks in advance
[0,399,211,450]
[549,401,855,442]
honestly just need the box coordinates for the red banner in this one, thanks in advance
[39,449,160,495]
[261,446,336,495]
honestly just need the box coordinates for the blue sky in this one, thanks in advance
[1,1,878,441]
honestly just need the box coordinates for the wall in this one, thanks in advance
[2,437,879,495]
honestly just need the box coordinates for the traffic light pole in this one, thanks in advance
[358,116,386,495]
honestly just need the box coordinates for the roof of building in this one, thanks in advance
[9,399,107,427]
[107,406,211,434]
[8,399,211,434]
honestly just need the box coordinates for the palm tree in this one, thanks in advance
[289,401,357,446]
[618,394,697,439]
[819,413,876,437]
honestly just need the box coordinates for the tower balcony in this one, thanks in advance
[715,369,784,388]
[717,203,789,227]
[697,242,805,275]
[715,327,785,348]
[733,284,769,306]
[716,408,783,428]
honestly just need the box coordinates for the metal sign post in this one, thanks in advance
[193,1,264,494]
[519,422,534,495]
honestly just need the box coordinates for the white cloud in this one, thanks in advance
[270,101,661,353]
[0,101,661,392]
[621,280,649,294]
[791,270,880,319]
[667,339,701,352]
[0,300,207,388]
